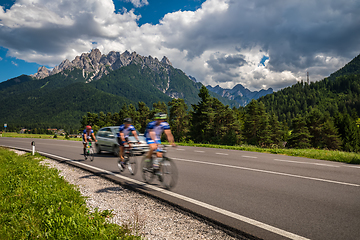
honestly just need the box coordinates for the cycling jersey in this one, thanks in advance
[145,121,170,143]
[83,129,93,138]
[82,129,93,142]
[117,124,136,139]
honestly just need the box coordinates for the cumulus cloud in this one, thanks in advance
[124,0,149,8]
[0,56,2,60]
[11,60,17,66]
[0,0,360,91]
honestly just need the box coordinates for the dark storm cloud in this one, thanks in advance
[162,0,360,74]
[206,53,247,73]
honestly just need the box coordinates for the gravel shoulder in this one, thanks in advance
[9,149,245,240]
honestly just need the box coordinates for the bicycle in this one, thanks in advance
[117,142,139,175]
[141,145,178,190]
[85,141,94,161]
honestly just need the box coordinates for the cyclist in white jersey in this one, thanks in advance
[144,113,175,169]
[82,125,97,159]
[117,118,140,167]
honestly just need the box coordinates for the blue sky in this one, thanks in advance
[1,0,360,90]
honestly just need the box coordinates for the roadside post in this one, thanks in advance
[31,141,36,155]
[4,123,7,135]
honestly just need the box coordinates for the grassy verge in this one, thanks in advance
[0,147,139,239]
[0,132,82,141]
[175,142,360,164]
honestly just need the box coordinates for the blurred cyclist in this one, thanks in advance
[118,118,140,168]
[82,125,97,159]
[144,113,175,170]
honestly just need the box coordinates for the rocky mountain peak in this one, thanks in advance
[161,56,172,66]
[207,84,273,106]
[31,49,174,82]
[31,66,50,79]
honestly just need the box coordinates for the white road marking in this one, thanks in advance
[194,150,205,153]
[242,155,257,159]
[216,152,228,156]
[274,159,339,168]
[176,148,185,151]
[343,165,360,169]
[172,157,360,187]
[31,149,309,240]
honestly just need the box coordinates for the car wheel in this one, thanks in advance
[113,145,120,156]
[95,143,101,154]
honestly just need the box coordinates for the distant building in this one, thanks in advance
[20,128,27,134]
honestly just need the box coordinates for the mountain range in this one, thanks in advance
[207,84,273,106]
[1,48,359,131]
[0,49,244,129]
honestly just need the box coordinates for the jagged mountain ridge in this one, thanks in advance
[32,48,173,83]
[31,49,195,99]
[207,84,273,106]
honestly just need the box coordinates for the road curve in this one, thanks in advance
[1,137,359,240]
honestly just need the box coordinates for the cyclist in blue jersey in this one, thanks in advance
[83,125,97,159]
[144,113,175,170]
[117,118,140,167]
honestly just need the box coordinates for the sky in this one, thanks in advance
[0,0,360,91]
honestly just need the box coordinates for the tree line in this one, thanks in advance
[81,86,360,152]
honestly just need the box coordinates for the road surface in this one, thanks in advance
[1,137,359,240]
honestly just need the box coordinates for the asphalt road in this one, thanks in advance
[1,137,360,240]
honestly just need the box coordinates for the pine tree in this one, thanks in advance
[118,104,129,125]
[168,98,189,142]
[127,104,140,130]
[150,101,168,120]
[190,86,216,143]
[219,105,242,145]
[306,109,325,148]
[138,101,150,133]
[335,112,360,152]
[269,114,284,147]
[322,119,342,150]
[243,100,260,145]
[243,100,271,146]
[287,116,312,149]
[257,102,272,147]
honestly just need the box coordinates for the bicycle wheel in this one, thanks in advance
[88,147,95,161]
[117,157,124,172]
[160,157,178,190]
[141,156,154,183]
[127,151,138,175]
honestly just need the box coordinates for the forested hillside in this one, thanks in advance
[328,54,360,80]
[257,54,360,152]
[258,75,360,125]
[0,59,237,129]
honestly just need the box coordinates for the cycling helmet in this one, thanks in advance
[86,125,92,130]
[124,117,132,123]
[154,112,167,120]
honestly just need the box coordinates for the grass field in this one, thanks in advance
[176,142,360,164]
[0,147,139,239]
[0,132,82,141]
